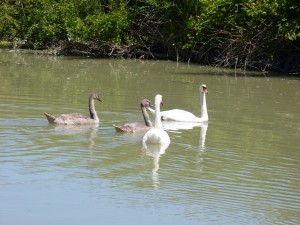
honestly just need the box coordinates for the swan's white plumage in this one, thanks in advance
[142,94,170,148]
[160,109,205,122]
[151,84,208,122]
[143,128,170,145]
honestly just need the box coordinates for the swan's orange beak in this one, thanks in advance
[203,87,208,94]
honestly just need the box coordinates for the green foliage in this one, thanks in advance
[181,0,299,70]
[0,0,298,72]
[75,4,129,44]
[0,1,19,40]
[63,0,130,44]
[25,1,68,44]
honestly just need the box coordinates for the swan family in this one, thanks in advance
[44,84,209,146]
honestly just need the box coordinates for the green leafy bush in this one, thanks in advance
[0,0,298,73]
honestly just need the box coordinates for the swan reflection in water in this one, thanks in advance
[163,121,208,172]
[47,123,99,153]
[142,142,170,188]
[162,121,208,150]
[198,122,208,150]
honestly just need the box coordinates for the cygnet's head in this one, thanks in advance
[141,99,153,108]
[91,92,102,102]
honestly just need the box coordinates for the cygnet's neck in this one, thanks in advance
[141,106,152,127]
[89,97,99,122]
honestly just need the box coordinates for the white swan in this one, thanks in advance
[44,92,102,125]
[149,84,208,122]
[142,94,170,148]
[113,99,153,133]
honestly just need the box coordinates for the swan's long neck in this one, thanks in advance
[154,101,163,129]
[89,96,99,122]
[200,91,208,120]
[141,106,152,127]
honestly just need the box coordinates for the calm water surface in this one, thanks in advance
[0,51,299,225]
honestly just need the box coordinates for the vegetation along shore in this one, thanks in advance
[0,0,299,74]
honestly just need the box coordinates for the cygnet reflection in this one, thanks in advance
[47,123,99,153]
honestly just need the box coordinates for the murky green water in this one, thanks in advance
[0,51,299,225]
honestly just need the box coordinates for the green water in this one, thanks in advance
[0,51,299,225]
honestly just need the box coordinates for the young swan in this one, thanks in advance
[113,99,153,133]
[44,92,102,125]
[149,84,208,122]
[142,94,170,148]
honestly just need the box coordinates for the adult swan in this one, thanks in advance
[150,84,208,122]
[142,94,170,148]
[44,92,102,125]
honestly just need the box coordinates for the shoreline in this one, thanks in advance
[1,41,298,75]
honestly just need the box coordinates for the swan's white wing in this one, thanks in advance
[162,121,202,130]
[143,128,170,146]
[160,109,199,122]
